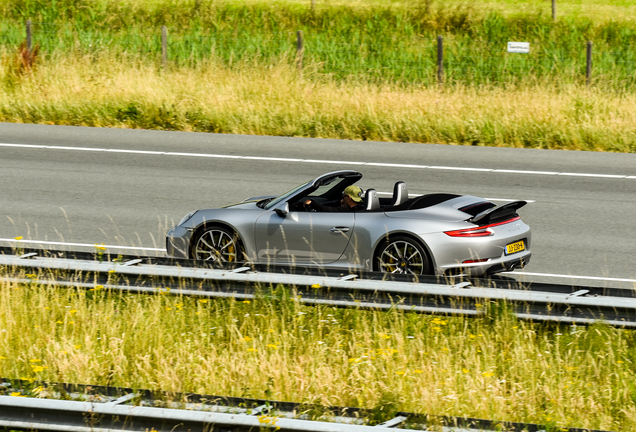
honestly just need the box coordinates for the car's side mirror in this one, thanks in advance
[274,202,289,217]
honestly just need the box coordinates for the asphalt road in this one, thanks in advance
[1,123,634,288]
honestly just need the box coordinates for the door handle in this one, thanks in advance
[330,227,350,233]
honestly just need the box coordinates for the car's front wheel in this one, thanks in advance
[191,226,244,263]
[375,236,432,275]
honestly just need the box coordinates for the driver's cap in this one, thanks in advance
[343,185,363,202]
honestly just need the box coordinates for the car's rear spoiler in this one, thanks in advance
[469,200,527,225]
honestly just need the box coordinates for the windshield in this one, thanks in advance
[263,180,311,210]
[306,176,349,199]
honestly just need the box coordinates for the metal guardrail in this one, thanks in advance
[1,247,636,327]
[0,379,612,432]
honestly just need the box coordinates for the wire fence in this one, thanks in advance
[3,21,636,87]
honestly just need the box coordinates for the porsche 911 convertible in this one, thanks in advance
[166,170,531,276]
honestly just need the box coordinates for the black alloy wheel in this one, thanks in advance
[376,236,431,275]
[192,226,244,263]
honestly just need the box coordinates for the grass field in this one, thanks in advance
[1,276,636,431]
[1,0,636,151]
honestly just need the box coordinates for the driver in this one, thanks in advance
[304,185,365,212]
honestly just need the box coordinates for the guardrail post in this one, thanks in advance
[26,20,32,53]
[586,41,592,86]
[161,26,168,68]
[437,35,444,85]
[296,30,304,77]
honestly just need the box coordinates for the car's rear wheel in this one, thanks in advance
[375,236,432,275]
[191,226,244,263]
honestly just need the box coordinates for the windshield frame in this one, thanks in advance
[262,170,363,211]
[263,180,311,210]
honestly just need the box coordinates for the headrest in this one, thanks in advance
[364,188,380,211]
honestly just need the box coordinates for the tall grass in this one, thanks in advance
[1,0,636,86]
[1,275,635,430]
[1,53,635,152]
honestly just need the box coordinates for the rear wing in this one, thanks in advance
[469,201,527,225]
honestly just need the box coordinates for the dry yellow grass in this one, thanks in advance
[1,53,635,152]
[1,275,636,430]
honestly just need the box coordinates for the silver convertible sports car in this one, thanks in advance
[166,170,531,276]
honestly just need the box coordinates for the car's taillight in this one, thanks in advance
[444,216,521,237]
[445,227,494,237]
[462,258,490,264]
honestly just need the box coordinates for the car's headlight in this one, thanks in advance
[178,210,197,226]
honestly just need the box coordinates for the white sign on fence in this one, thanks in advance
[507,42,530,53]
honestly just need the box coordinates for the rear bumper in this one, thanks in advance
[441,250,531,277]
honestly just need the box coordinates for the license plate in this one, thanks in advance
[505,240,525,255]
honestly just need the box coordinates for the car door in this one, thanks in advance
[254,210,355,265]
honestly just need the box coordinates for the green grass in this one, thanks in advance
[1,275,636,430]
[1,0,636,87]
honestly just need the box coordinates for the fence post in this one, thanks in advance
[552,0,557,21]
[437,35,444,85]
[26,20,32,53]
[586,41,592,86]
[296,30,304,76]
[161,26,168,68]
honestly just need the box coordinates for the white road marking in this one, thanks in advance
[429,165,492,172]
[367,162,428,168]
[166,152,241,159]
[2,142,634,179]
[558,172,626,178]
[508,271,636,284]
[304,159,366,165]
[106,149,164,155]
[493,169,559,175]
[0,238,163,252]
